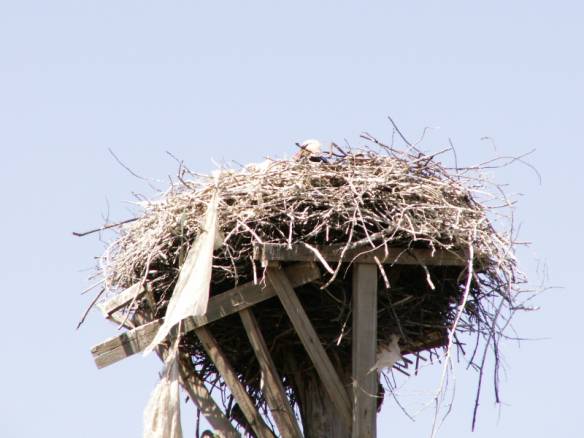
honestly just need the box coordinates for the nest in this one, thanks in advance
[95,140,524,433]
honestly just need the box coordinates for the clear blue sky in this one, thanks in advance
[1,1,581,436]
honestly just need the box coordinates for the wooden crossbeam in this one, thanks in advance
[255,243,468,266]
[266,266,353,429]
[195,326,275,438]
[91,262,320,369]
[239,309,303,438]
[352,263,378,438]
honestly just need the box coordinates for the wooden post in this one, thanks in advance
[288,353,352,438]
[352,263,378,438]
[239,309,303,438]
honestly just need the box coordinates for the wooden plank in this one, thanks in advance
[239,309,303,438]
[177,353,241,438]
[92,319,162,368]
[195,326,275,438]
[351,263,378,438]
[255,243,468,266]
[97,283,143,316]
[96,258,321,318]
[266,266,353,429]
[91,262,320,369]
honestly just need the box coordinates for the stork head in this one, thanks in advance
[299,139,322,154]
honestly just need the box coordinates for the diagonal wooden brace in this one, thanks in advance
[266,265,353,429]
[176,353,241,438]
[195,326,275,438]
[239,308,303,438]
[128,306,242,438]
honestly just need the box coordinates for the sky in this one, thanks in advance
[0,1,582,437]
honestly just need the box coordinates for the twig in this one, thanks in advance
[76,288,106,329]
[108,148,161,191]
[72,218,138,237]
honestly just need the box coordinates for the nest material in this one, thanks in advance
[98,143,522,431]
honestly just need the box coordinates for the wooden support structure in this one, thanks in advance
[96,263,319,322]
[239,309,303,438]
[195,326,275,438]
[105,307,241,437]
[177,353,241,438]
[137,306,242,438]
[255,243,468,267]
[351,263,379,438]
[92,262,320,369]
[91,244,455,436]
[266,265,353,429]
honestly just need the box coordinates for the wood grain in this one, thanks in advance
[256,243,468,266]
[239,308,303,438]
[195,327,275,438]
[91,262,320,369]
[351,263,378,438]
[267,266,352,429]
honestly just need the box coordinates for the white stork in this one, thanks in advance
[294,139,324,160]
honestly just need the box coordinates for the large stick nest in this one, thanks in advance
[95,139,525,433]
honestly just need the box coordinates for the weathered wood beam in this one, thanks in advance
[177,353,241,438]
[255,243,468,266]
[91,262,320,369]
[93,319,161,368]
[195,326,275,438]
[266,266,353,429]
[351,263,378,438]
[239,309,303,438]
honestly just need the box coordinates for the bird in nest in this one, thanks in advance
[294,139,329,163]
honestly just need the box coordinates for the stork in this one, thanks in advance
[294,139,327,162]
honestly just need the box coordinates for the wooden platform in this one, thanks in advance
[91,244,470,437]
